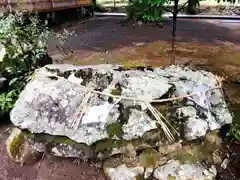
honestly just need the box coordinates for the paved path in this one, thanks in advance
[48,17,240,61]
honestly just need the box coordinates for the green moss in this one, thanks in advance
[107,123,123,138]
[168,176,177,180]
[103,154,138,169]
[10,132,25,159]
[123,63,146,70]
[92,138,147,159]
[24,132,94,158]
[26,132,84,147]
[131,139,152,150]
[53,136,77,145]
[151,102,180,140]
[167,145,208,164]
[135,174,144,180]
[111,88,121,96]
[139,148,160,168]
[93,139,125,153]
[25,132,76,145]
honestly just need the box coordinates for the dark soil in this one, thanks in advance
[216,142,240,180]
[0,125,106,180]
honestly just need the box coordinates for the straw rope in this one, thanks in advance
[42,71,223,142]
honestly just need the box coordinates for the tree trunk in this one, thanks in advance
[171,0,179,65]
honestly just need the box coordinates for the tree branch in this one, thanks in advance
[177,1,188,13]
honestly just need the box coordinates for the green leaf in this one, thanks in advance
[9,78,18,86]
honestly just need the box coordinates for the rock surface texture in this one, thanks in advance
[10,64,232,144]
[9,64,232,179]
[153,160,217,180]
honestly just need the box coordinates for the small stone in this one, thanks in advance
[6,128,43,165]
[157,156,168,166]
[51,143,94,159]
[122,143,136,158]
[133,42,145,47]
[103,156,143,180]
[212,151,223,165]
[122,109,157,141]
[68,73,83,85]
[184,118,209,140]
[204,131,223,148]
[158,142,182,155]
[153,160,217,180]
[31,142,45,152]
[221,158,230,169]
[144,167,153,179]
[104,164,144,180]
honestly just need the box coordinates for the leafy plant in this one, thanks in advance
[227,124,240,142]
[0,91,17,116]
[0,11,51,77]
[126,0,168,23]
[0,11,52,118]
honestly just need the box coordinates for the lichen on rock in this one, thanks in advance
[153,160,217,180]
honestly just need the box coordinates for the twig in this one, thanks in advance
[73,90,92,129]
[76,84,221,104]
[146,101,175,142]
[37,152,45,169]
[177,1,188,13]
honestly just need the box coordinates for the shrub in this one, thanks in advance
[126,0,168,23]
[0,11,52,118]
[227,123,240,142]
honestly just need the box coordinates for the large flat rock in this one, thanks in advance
[10,64,232,145]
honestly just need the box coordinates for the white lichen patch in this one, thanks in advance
[153,160,217,180]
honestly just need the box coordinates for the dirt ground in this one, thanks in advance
[0,17,239,180]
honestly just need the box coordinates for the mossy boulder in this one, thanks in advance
[10,64,232,148]
[6,128,43,165]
